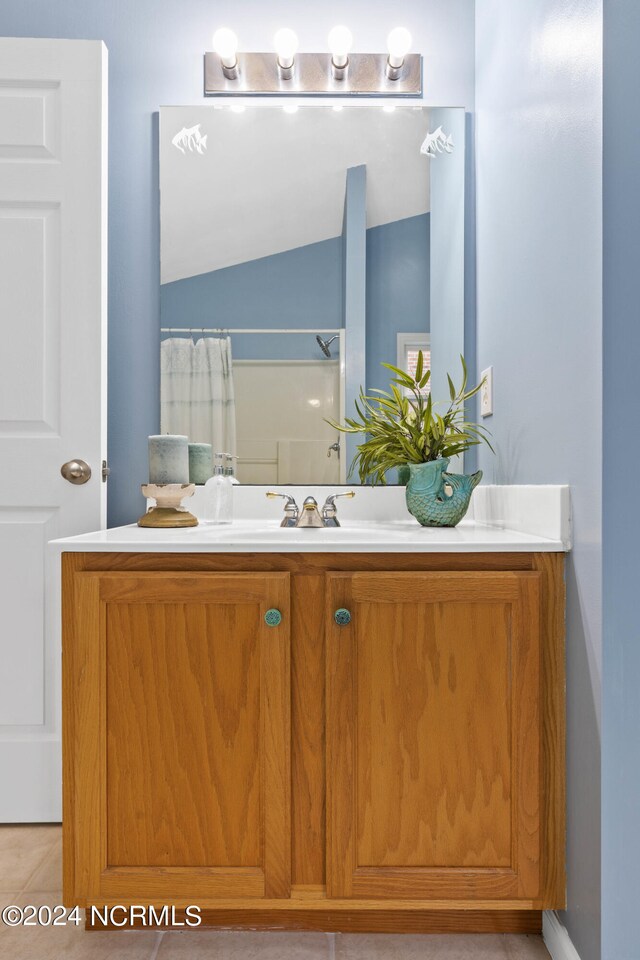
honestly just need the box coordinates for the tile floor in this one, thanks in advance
[0,825,550,959]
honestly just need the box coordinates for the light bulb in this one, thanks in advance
[386,27,412,68]
[274,28,298,69]
[212,27,238,69]
[383,105,396,113]
[283,104,299,114]
[328,25,353,68]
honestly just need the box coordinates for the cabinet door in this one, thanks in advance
[66,572,290,902]
[326,571,540,901]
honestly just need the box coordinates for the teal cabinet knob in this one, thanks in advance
[264,608,282,627]
[334,608,351,626]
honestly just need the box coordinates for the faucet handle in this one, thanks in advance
[322,490,355,526]
[323,490,355,506]
[266,491,299,527]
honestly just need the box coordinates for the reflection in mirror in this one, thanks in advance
[160,105,464,484]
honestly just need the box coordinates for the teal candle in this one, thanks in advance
[188,443,213,485]
[148,435,189,484]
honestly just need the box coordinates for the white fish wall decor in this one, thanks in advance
[172,124,208,155]
[420,126,454,158]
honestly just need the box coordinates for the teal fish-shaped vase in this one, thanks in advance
[405,458,482,527]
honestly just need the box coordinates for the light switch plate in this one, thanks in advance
[480,366,493,417]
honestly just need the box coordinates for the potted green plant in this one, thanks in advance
[328,354,494,527]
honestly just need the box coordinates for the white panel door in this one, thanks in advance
[0,39,107,821]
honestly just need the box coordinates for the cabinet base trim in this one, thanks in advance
[85,908,542,934]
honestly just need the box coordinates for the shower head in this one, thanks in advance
[316,334,339,358]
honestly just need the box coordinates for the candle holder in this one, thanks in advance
[138,483,198,528]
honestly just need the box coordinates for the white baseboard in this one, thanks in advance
[543,911,583,960]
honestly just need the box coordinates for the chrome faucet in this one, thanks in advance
[297,496,325,528]
[266,490,355,528]
[327,441,340,459]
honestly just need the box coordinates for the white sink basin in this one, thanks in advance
[200,521,417,543]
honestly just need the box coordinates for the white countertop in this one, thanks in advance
[51,519,565,554]
[50,484,570,554]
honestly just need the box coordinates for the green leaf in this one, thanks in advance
[380,362,415,386]
[460,354,468,393]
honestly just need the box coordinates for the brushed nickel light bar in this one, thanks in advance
[204,27,422,98]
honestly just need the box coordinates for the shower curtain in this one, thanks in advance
[160,337,236,457]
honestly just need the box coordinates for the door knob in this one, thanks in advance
[61,459,92,485]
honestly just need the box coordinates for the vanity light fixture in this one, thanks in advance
[204,26,421,97]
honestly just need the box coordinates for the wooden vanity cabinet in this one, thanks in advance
[62,551,565,933]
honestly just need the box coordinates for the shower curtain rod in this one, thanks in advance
[160,327,342,335]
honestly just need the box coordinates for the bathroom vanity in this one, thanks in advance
[55,486,568,934]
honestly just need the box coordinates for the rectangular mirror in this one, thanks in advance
[160,104,464,484]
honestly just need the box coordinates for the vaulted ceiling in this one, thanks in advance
[161,105,431,284]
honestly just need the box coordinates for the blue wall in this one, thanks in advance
[343,165,367,471]
[366,213,430,395]
[161,236,343,360]
[0,0,475,525]
[602,2,640,958]
[162,212,428,372]
[475,3,602,959]
[429,107,466,432]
